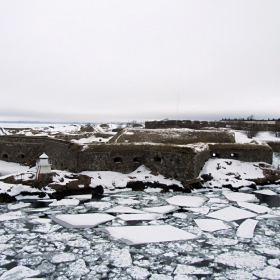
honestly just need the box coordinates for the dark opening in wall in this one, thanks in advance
[133,157,141,163]
[154,156,162,162]
[211,152,220,158]
[61,162,63,167]
[2,154,8,159]
[114,157,122,163]
[18,154,25,159]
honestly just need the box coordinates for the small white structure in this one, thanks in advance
[36,153,52,180]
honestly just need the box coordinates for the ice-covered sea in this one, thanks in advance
[0,188,280,279]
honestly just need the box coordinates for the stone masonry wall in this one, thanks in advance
[208,144,273,164]
[0,136,44,164]
[0,136,274,186]
[45,139,78,171]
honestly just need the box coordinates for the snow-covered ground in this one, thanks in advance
[234,130,280,143]
[0,122,124,144]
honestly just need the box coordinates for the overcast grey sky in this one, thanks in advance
[1,1,279,123]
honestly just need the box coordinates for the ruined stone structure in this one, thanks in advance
[0,132,274,189]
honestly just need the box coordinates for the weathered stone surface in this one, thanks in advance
[0,135,273,189]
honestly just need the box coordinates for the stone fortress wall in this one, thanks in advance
[0,134,274,188]
[145,120,280,135]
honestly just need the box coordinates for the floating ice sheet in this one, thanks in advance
[22,207,50,213]
[29,218,52,224]
[237,201,270,214]
[254,189,278,196]
[105,225,197,245]
[7,202,31,210]
[207,197,228,204]
[51,213,115,228]
[256,214,280,220]
[206,237,238,246]
[253,266,280,279]
[222,191,258,202]
[236,218,258,238]
[65,194,92,200]
[142,205,178,214]
[109,249,132,267]
[207,206,257,221]
[174,264,213,275]
[84,201,111,210]
[173,213,189,219]
[117,213,162,221]
[194,218,230,232]
[215,251,267,269]
[106,205,145,214]
[185,206,210,215]
[49,198,80,207]
[0,211,25,221]
[0,265,40,280]
[166,195,207,207]
[255,245,280,257]
[117,198,140,205]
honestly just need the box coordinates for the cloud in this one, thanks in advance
[0,0,280,122]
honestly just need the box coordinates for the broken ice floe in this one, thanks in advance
[0,211,25,221]
[254,189,278,196]
[185,206,210,215]
[7,202,31,210]
[84,201,112,210]
[206,237,238,246]
[215,251,267,269]
[48,198,80,206]
[255,245,280,257]
[174,264,213,275]
[105,225,197,245]
[22,207,50,213]
[166,195,207,207]
[194,219,230,232]
[207,206,257,221]
[237,201,270,214]
[207,197,228,204]
[50,253,76,263]
[117,198,140,205]
[66,259,90,277]
[172,213,189,219]
[126,266,151,279]
[29,218,52,224]
[106,205,145,214]
[222,191,258,202]
[65,194,92,200]
[117,213,162,221]
[0,265,40,280]
[109,248,132,267]
[256,214,280,220]
[253,266,280,279]
[51,213,115,228]
[236,218,258,238]
[142,205,178,214]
